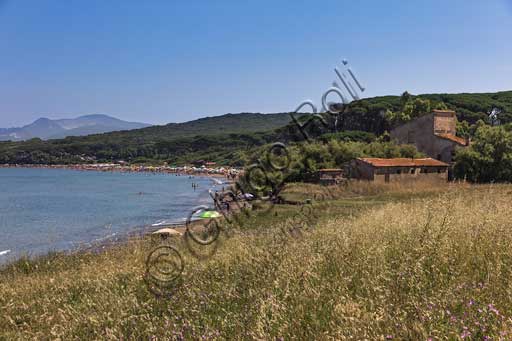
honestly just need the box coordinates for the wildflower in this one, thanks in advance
[488,304,499,315]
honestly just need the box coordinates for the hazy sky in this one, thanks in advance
[1,0,511,127]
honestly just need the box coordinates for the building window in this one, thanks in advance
[407,131,415,144]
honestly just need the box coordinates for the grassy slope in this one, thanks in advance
[1,183,512,339]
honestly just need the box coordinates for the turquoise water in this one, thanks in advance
[0,168,217,263]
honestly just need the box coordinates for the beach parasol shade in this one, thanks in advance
[199,210,221,219]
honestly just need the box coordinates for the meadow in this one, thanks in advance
[1,181,512,339]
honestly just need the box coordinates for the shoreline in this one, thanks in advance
[0,216,220,266]
[0,163,241,180]
[0,212,211,267]
[0,166,232,266]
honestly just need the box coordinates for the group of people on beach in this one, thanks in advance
[1,163,242,179]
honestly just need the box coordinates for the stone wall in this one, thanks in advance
[390,112,460,163]
[350,160,448,183]
[373,167,448,183]
[433,111,457,135]
[350,159,375,180]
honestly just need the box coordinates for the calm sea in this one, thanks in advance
[0,168,218,263]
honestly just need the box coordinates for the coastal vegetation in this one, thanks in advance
[454,123,512,182]
[0,91,510,174]
[0,113,293,166]
[239,139,422,186]
[1,182,512,339]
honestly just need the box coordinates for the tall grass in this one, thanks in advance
[1,184,511,339]
[284,178,461,201]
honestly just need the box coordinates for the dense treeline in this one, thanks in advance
[238,139,422,193]
[0,132,279,166]
[454,124,512,182]
[0,91,511,183]
[0,112,298,165]
[336,90,512,133]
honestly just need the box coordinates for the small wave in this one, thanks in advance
[151,216,204,227]
[0,250,11,256]
[211,178,223,185]
[152,220,172,227]
[93,233,117,243]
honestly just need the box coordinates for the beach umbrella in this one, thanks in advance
[199,210,221,219]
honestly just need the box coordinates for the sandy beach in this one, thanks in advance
[0,163,241,179]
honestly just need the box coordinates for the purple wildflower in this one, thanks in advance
[488,304,499,315]
[461,330,471,339]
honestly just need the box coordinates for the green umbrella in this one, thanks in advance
[198,210,221,219]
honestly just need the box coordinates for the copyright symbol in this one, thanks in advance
[144,245,184,296]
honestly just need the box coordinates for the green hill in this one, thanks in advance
[0,91,510,165]
[0,113,294,165]
[334,90,512,134]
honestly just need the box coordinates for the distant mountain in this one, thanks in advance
[0,112,302,165]
[0,114,151,141]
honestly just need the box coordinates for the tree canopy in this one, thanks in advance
[454,125,512,182]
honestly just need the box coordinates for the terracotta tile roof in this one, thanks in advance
[435,133,468,146]
[357,158,448,167]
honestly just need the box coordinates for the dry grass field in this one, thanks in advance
[1,182,512,339]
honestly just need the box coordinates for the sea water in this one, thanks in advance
[0,168,217,263]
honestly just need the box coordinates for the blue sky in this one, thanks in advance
[1,0,511,127]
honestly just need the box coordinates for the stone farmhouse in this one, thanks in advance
[390,110,468,164]
[350,157,449,183]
